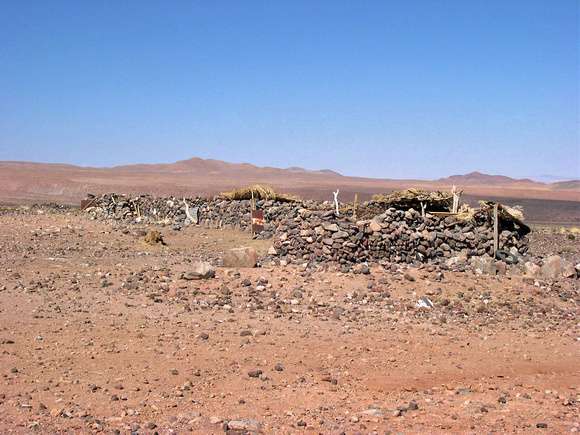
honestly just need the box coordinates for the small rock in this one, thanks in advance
[563,262,577,278]
[524,261,541,277]
[184,262,216,280]
[471,256,496,275]
[228,419,261,431]
[407,402,419,411]
[416,298,434,309]
[495,261,507,276]
[222,247,258,268]
[362,408,384,417]
[248,370,263,378]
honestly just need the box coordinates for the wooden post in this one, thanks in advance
[452,185,459,213]
[493,203,499,256]
[251,190,256,211]
[353,194,358,219]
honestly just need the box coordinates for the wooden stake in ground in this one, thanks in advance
[183,198,196,223]
[333,190,340,216]
[493,203,499,256]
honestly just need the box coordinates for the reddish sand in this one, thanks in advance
[0,207,579,434]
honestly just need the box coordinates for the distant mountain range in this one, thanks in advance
[530,175,579,184]
[0,158,578,209]
[1,158,577,187]
[106,158,344,180]
[436,171,540,186]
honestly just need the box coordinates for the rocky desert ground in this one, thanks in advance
[1,204,579,434]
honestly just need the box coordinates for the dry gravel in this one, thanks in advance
[0,209,578,434]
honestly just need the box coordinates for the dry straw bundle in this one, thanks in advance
[372,189,455,212]
[221,185,300,203]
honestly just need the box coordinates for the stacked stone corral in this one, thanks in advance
[83,193,326,238]
[84,193,528,266]
[273,207,528,266]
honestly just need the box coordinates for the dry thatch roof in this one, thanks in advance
[372,189,455,212]
[221,185,300,202]
[478,201,530,232]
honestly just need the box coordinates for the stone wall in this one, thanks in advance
[84,193,529,266]
[272,208,528,266]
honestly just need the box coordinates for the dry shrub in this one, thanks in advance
[144,229,164,245]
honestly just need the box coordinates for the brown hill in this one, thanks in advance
[110,158,344,180]
[549,180,580,190]
[436,171,542,187]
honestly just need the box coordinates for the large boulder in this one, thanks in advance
[541,256,563,280]
[540,255,577,279]
[222,247,258,268]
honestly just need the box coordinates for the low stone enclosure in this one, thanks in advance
[82,191,531,268]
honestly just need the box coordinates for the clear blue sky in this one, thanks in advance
[1,1,578,180]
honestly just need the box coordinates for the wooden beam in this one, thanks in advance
[493,203,499,256]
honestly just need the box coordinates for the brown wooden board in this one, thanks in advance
[81,198,97,210]
[251,210,264,234]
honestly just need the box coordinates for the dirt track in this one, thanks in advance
[1,209,579,434]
